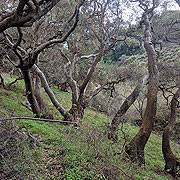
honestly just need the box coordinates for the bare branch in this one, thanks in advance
[13,27,23,50]
[79,52,103,94]
[63,54,79,103]
[159,84,177,107]
[32,64,67,116]
[3,31,24,67]
[108,74,149,142]
[0,0,61,32]
[33,0,85,56]
[87,77,127,101]
[81,53,99,59]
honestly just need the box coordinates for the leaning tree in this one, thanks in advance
[124,0,160,165]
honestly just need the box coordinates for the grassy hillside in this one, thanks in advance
[0,74,180,179]
[121,46,180,64]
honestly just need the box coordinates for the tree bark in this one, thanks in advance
[162,87,180,177]
[21,69,41,117]
[32,72,47,112]
[0,0,62,32]
[79,53,102,94]
[68,103,85,124]
[125,77,158,164]
[0,74,5,88]
[32,65,69,118]
[108,75,148,142]
[125,12,159,165]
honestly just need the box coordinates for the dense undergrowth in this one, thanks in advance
[0,75,180,179]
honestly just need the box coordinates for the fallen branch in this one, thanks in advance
[0,117,78,124]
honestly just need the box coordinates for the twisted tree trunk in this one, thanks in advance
[108,75,148,142]
[162,87,180,177]
[125,12,159,165]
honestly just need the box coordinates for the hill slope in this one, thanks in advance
[0,75,179,179]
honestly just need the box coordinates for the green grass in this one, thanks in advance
[1,75,179,179]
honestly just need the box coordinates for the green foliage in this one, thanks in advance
[1,75,179,179]
[1,143,44,179]
[103,38,144,64]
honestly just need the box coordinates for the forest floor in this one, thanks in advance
[0,75,180,180]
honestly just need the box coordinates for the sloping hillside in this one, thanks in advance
[0,75,180,179]
[121,46,180,70]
